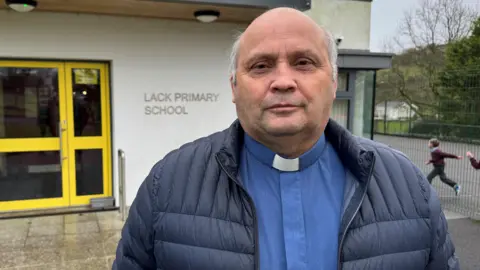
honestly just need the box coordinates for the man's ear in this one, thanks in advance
[230,75,237,104]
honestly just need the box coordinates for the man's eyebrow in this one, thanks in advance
[242,49,323,67]
[288,49,321,61]
[243,52,278,66]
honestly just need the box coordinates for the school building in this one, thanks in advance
[0,0,392,214]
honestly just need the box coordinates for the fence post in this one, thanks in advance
[384,100,387,134]
[408,105,412,134]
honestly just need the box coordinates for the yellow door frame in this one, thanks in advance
[0,60,112,212]
[65,62,112,206]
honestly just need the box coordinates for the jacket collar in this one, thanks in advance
[216,119,374,185]
[324,120,375,183]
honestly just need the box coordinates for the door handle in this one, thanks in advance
[59,120,67,163]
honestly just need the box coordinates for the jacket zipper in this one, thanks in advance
[216,155,259,270]
[337,156,376,270]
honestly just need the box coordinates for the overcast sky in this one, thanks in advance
[370,0,480,52]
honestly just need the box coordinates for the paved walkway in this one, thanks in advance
[448,218,480,270]
[0,210,479,269]
[0,211,124,269]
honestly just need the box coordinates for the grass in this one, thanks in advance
[374,120,411,134]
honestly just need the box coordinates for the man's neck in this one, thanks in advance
[251,129,324,159]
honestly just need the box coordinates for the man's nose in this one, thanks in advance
[270,64,297,92]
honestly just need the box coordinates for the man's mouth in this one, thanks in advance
[268,103,297,109]
[267,103,299,113]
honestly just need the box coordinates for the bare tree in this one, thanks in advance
[397,0,477,50]
[380,0,478,117]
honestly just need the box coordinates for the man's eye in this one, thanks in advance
[296,59,313,66]
[252,63,268,70]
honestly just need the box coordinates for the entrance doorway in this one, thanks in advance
[0,61,112,212]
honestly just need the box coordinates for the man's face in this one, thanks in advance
[231,18,337,138]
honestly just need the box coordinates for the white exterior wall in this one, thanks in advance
[305,0,372,50]
[0,0,372,207]
[0,10,244,205]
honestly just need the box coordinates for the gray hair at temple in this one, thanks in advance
[229,26,338,85]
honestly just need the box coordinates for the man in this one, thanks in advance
[113,7,459,270]
[467,151,480,169]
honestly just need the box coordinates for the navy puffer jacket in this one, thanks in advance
[113,119,459,270]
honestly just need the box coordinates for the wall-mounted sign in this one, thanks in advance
[144,92,220,115]
[74,69,99,85]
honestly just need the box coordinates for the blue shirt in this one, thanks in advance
[240,133,346,270]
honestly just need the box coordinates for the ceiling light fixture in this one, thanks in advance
[5,0,37,12]
[194,10,220,23]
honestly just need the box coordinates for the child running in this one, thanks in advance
[425,138,462,195]
[466,151,480,170]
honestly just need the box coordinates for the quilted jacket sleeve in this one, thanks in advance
[426,185,460,270]
[112,167,157,270]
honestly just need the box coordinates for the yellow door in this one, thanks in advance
[0,61,111,212]
[64,63,112,206]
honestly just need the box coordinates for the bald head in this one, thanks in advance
[243,7,322,39]
[229,7,338,84]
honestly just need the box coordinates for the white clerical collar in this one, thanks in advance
[243,133,327,172]
[272,155,299,172]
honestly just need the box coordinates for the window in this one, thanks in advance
[331,99,349,128]
[337,72,348,92]
[352,71,375,138]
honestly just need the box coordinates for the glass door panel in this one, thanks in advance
[65,63,111,206]
[0,151,62,201]
[0,62,69,211]
[71,68,102,137]
[331,99,349,128]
